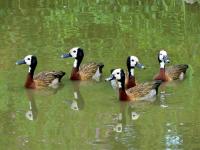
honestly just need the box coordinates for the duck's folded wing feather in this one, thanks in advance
[166,64,188,80]
[34,71,65,86]
[126,83,152,98]
[79,62,99,79]
[126,80,161,99]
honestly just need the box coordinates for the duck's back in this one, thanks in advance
[79,62,104,80]
[34,71,65,87]
[166,64,188,80]
[126,80,162,100]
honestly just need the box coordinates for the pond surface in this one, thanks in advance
[0,1,200,150]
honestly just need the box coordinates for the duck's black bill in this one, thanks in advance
[61,53,72,58]
[163,56,170,63]
[136,63,145,69]
[16,59,26,65]
[105,75,115,81]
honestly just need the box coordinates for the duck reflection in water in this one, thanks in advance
[112,102,140,133]
[25,89,38,121]
[25,87,64,120]
[91,102,141,148]
[65,81,85,111]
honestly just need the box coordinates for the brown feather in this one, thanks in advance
[154,64,188,81]
[34,71,65,87]
[165,64,188,80]
[125,74,138,88]
[126,80,162,100]
[79,62,101,80]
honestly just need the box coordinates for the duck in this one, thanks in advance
[154,50,189,82]
[61,47,104,81]
[16,55,65,89]
[106,69,162,101]
[105,56,144,89]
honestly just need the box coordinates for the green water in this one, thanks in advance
[1,0,200,149]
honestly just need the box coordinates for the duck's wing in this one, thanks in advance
[34,71,65,86]
[127,80,162,100]
[79,62,104,80]
[166,64,188,80]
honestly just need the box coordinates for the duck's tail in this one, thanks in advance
[177,64,189,74]
[152,80,163,95]
[56,71,66,82]
[98,63,104,73]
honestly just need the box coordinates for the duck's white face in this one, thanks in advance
[127,56,145,70]
[130,56,139,67]
[69,47,79,58]
[24,55,33,65]
[159,50,169,63]
[16,55,33,66]
[16,55,37,73]
[112,69,122,80]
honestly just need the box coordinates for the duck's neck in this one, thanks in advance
[70,58,82,80]
[70,68,80,80]
[127,68,136,89]
[160,62,165,69]
[155,62,167,81]
[25,67,35,88]
[118,80,129,101]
